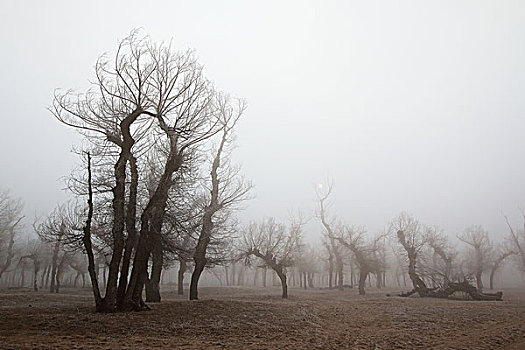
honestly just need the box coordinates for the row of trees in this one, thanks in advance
[2,182,525,302]
[315,182,525,300]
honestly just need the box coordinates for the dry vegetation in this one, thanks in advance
[1,286,524,349]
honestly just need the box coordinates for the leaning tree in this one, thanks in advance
[189,95,252,300]
[392,212,502,301]
[240,217,304,299]
[334,226,384,295]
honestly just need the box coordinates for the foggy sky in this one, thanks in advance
[1,0,524,241]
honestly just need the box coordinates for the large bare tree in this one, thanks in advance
[53,30,222,311]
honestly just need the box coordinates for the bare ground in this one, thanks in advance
[0,286,524,349]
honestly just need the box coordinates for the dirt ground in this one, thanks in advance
[0,286,524,349]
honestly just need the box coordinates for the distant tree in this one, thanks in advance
[391,212,428,294]
[316,182,344,290]
[458,225,493,292]
[393,213,502,300]
[334,226,384,295]
[18,238,45,291]
[240,217,304,298]
[36,202,83,293]
[488,242,515,290]
[0,190,24,281]
[504,214,525,275]
[425,226,456,287]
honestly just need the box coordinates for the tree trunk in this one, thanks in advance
[277,271,288,299]
[190,211,214,301]
[49,239,61,294]
[116,155,139,308]
[145,238,163,302]
[178,259,186,295]
[358,270,368,295]
[337,261,344,290]
[475,270,483,292]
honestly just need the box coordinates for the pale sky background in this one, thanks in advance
[1,0,524,241]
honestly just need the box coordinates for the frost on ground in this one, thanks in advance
[0,286,524,349]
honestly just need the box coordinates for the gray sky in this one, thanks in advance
[1,0,524,240]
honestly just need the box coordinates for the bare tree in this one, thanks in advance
[393,213,502,300]
[504,214,525,275]
[489,242,515,290]
[334,226,383,295]
[316,182,344,290]
[240,217,304,298]
[189,96,252,300]
[53,30,223,311]
[391,212,428,295]
[425,226,456,287]
[35,202,83,293]
[18,238,44,291]
[0,190,24,281]
[458,225,493,292]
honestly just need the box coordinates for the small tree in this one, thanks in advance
[316,182,344,290]
[0,190,24,281]
[189,95,252,300]
[240,217,304,298]
[334,226,384,295]
[504,214,525,276]
[458,225,493,292]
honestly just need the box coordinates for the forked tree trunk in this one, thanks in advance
[122,140,182,311]
[116,155,139,308]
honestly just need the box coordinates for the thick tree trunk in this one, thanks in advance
[103,109,143,312]
[145,238,163,302]
[189,260,205,300]
[116,155,139,308]
[278,272,288,299]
